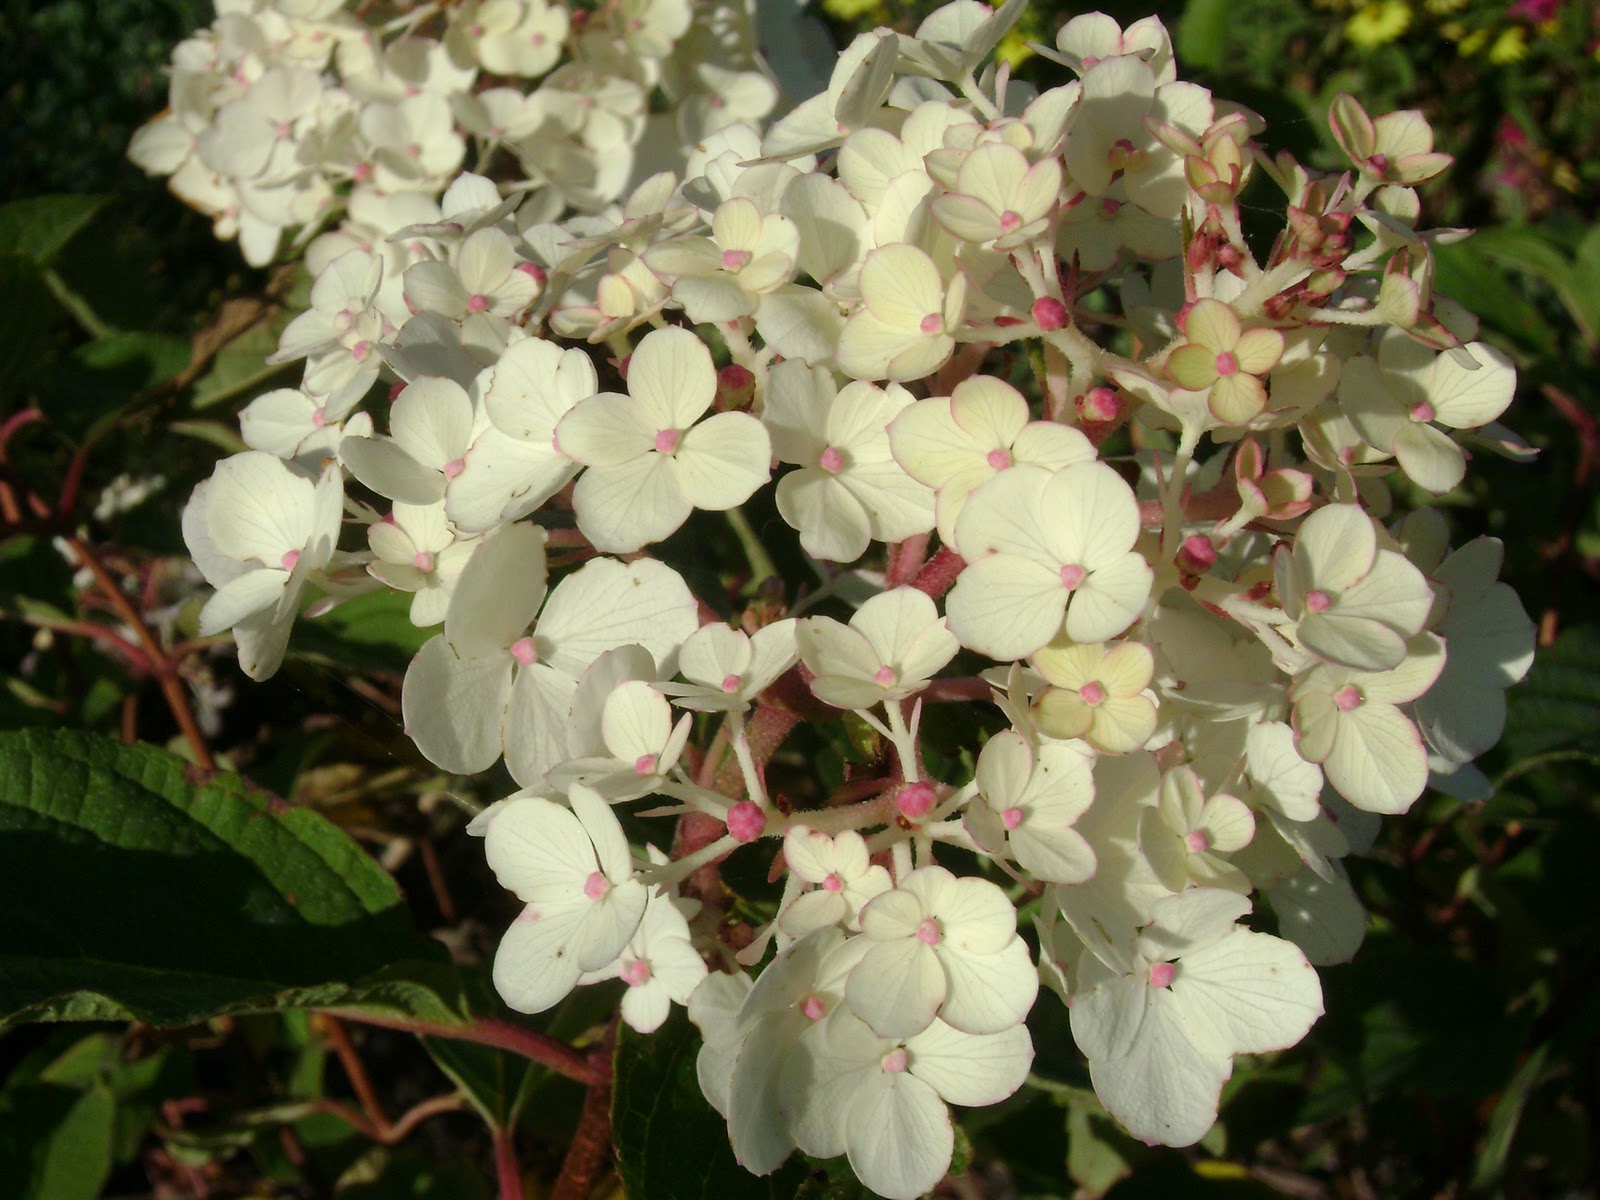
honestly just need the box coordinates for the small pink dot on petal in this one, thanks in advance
[1185,830,1210,853]
[620,959,652,987]
[311,407,329,428]
[1060,564,1087,591]
[986,448,1012,470]
[1079,681,1106,707]
[412,551,436,572]
[999,209,1021,232]
[915,918,941,946]
[819,446,844,474]
[720,248,751,271]
[1100,197,1122,217]
[1304,589,1332,613]
[352,340,372,362]
[881,1048,909,1074]
[801,995,827,1021]
[466,293,489,312]
[280,549,301,572]
[1334,684,1362,713]
[655,428,681,454]
[510,636,538,666]
[517,262,547,283]
[1214,350,1240,376]
[634,754,658,776]
[1410,400,1436,423]
[872,665,896,686]
[822,872,844,893]
[720,673,742,694]
[919,313,944,335]
[1001,806,1025,830]
[443,458,465,479]
[1148,961,1176,989]
[583,871,610,899]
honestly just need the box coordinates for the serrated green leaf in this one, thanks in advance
[0,195,107,265]
[0,730,462,1030]
[612,1010,810,1200]
[1503,625,1600,759]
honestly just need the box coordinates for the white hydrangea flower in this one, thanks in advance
[763,361,935,564]
[658,619,799,712]
[836,243,966,383]
[795,587,958,711]
[484,784,649,1014]
[779,827,892,937]
[966,730,1097,884]
[556,326,770,552]
[578,884,707,1033]
[947,463,1152,661]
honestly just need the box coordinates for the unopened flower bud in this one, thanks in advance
[895,781,937,822]
[1031,296,1069,331]
[716,363,756,410]
[1176,534,1217,577]
[727,800,766,843]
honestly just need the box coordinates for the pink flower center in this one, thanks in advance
[442,458,465,479]
[274,121,292,140]
[818,446,845,474]
[583,871,610,899]
[1409,400,1436,423]
[720,248,751,271]
[720,673,742,694]
[1368,152,1390,174]
[1304,589,1332,613]
[634,753,658,775]
[726,800,766,842]
[1079,681,1106,707]
[517,262,548,283]
[1101,197,1123,217]
[1060,564,1087,591]
[311,407,329,428]
[915,918,941,946]
[1214,350,1240,376]
[466,293,489,312]
[510,636,538,666]
[280,549,301,572]
[999,209,1021,232]
[620,959,652,987]
[801,994,828,1021]
[880,1048,909,1074]
[353,162,373,182]
[986,448,1012,470]
[896,782,936,821]
[1185,830,1210,853]
[872,665,897,686]
[352,340,372,362]
[1001,806,1025,830]
[1334,684,1362,713]
[412,550,436,572]
[654,428,681,454]
[822,872,844,893]
[405,141,422,160]
[1148,961,1176,989]
[919,313,944,335]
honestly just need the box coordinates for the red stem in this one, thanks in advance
[329,1011,602,1086]
[908,546,966,599]
[494,1124,526,1200]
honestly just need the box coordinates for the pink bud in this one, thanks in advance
[1079,386,1121,423]
[872,665,897,686]
[466,293,489,312]
[654,428,681,454]
[388,381,407,403]
[1334,684,1362,713]
[510,636,538,666]
[819,446,845,474]
[895,781,937,821]
[1304,589,1332,614]
[720,673,742,694]
[822,872,844,893]
[1001,806,1025,830]
[516,262,548,284]
[801,994,828,1021]
[986,447,1013,470]
[620,959,652,987]
[1031,296,1069,330]
[915,917,942,946]
[1148,961,1176,989]
[919,313,944,335]
[634,753,658,776]
[999,209,1022,232]
[1409,400,1436,423]
[880,1048,910,1074]
[716,363,755,408]
[1214,350,1240,377]
[1176,534,1216,576]
[412,551,436,572]
[280,549,301,572]
[583,871,610,899]
[726,800,766,843]
[1060,563,1087,591]
[1185,829,1210,853]
[442,458,465,479]
[720,248,752,271]
[1079,681,1106,707]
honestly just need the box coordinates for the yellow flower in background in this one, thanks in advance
[1345,0,1412,47]
[1488,25,1529,62]
[1424,0,1467,12]
[996,12,1045,69]
[821,0,881,22]
[1457,26,1490,54]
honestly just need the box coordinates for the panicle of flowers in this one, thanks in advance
[146,2,1539,1195]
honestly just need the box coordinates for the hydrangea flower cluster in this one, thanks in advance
[147,2,1537,1195]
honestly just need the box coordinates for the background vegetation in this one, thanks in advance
[2,0,1598,1196]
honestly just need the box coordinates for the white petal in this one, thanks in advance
[403,635,514,774]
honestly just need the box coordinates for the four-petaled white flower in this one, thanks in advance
[795,587,959,711]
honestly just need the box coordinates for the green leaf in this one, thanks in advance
[1432,242,1557,359]
[612,1010,810,1200]
[1175,0,1231,72]
[188,313,294,410]
[0,730,460,1030]
[1471,1042,1550,1192]
[0,1081,115,1200]
[0,195,108,265]
[1067,1095,1134,1195]
[292,588,436,671]
[0,255,58,401]
[1460,226,1593,352]
[1503,625,1600,759]
[422,1037,530,1129]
